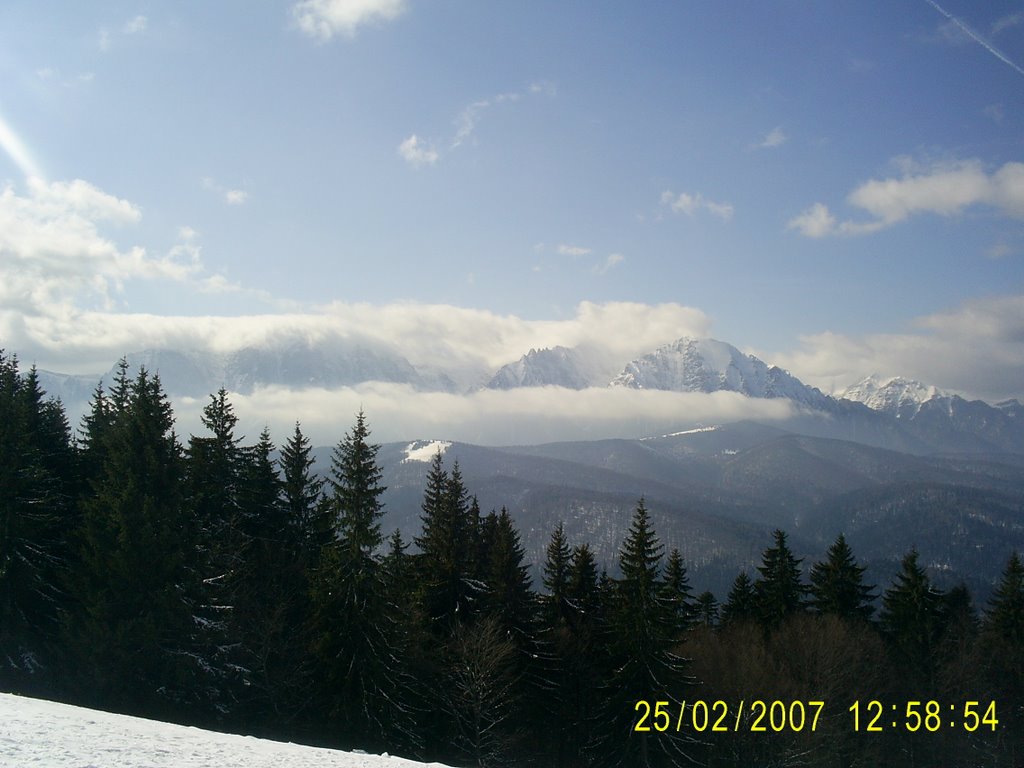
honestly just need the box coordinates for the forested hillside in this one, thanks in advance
[2,351,1022,767]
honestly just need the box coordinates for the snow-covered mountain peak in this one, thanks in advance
[840,374,945,416]
[486,346,594,390]
[608,337,830,408]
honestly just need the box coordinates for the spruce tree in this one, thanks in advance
[414,453,477,631]
[979,552,1024,750]
[70,368,196,715]
[234,428,309,728]
[185,388,248,712]
[542,522,572,626]
[279,421,326,556]
[483,508,534,642]
[598,498,693,767]
[720,571,757,626]
[879,548,944,688]
[984,551,1024,645]
[311,411,411,749]
[754,529,806,628]
[0,353,75,687]
[809,533,875,621]
[661,548,693,632]
[693,591,719,628]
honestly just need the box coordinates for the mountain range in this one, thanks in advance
[33,334,1024,456]
[22,333,1024,603]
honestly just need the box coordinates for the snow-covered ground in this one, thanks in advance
[0,693,452,768]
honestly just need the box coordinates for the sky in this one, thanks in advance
[2,1,1024,441]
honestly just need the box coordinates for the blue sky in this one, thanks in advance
[1,1,1024,440]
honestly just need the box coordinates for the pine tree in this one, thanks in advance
[234,428,309,728]
[545,542,605,767]
[567,543,601,621]
[414,453,477,631]
[0,353,76,687]
[693,591,719,628]
[720,571,757,626]
[483,508,534,642]
[542,522,572,626]
[69,367,196,715]
[311,411,411,749]
[879,548,944,688]
[598,498,693,767]
[661,548,693,632]
[754,529,806,628]
[808,533,875,621]
[185,388,249,712]
[279,421,326,556]
[327,410,385,559]
[984,551,1024,645]
[979,553,1024,751]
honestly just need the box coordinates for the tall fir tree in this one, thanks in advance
[597,498,694,767]
[984,551,1024,645]
[311,411,413,749]
[0,353,76,688]
[233,427,311,729]
[279,421,326,556]
[692,591,719,628]
[69,368,197,715]
[414,454,478,631]
[185,388,249,713]
[542,522,572,627]
[809,533,876,621]
[720,571,757,626]
[879,548,945,689]
[754,529,806,629]
[661,548,693,632]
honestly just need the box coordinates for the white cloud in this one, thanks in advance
[203,177,249,205]
[0,178,199,319]
[993,12,1024,35]
[593,253,624,275]
[452,92,521,149]
[758,126,786,149]
[789,159,1024,237]
[122,15,147,35]
[98,28,111,52]
[770,294,1024,402]
[403,82,555,167]
[292,0,406,41]
[205,383,794,447]
[786,202,838,238]
[557,244,591,257]
[397,134,438,168]
[661,190,734,221]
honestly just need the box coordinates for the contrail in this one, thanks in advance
[924,0,1024,77]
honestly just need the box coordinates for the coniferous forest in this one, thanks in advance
[2,350,1023,767]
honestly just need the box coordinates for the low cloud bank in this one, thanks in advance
[174,384,795,447]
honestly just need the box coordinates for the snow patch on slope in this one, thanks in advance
[402,440,452,463]
[0,693,452,768]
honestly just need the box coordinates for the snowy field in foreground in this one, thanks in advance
[0,693,452,768]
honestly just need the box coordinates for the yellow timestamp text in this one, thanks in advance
[633,699,825,733]
[849,700,999,733]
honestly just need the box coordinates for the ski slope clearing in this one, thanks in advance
[0,693,452,768]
